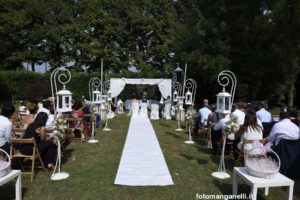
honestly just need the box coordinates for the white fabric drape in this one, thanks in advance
[109,78,172,99]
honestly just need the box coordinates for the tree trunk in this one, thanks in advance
[31,61,36,72]
[288,82,295,106]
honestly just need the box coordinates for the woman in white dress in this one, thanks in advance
[234,109,263,155]
[130,94,140,117]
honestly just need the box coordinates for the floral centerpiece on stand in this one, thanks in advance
[53,115,67,143]
[223,114,239,140]
[185,107,193,121]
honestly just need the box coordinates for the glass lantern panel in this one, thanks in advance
[185,94,191,105]
[225,97,230,110]
[93,94,97,102]
[173,92,178,101]
[65,96,70,107]
[218,97,223,110]
[58,96,62,108]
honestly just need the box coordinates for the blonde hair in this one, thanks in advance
[27,103,38,114]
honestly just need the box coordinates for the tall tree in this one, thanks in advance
[173,0,230,101]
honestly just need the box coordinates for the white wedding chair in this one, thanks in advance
[150,104,159,120]
[164,103,172,120]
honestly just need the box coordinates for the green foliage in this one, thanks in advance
[0,70,98,101]
[0,0,300,105]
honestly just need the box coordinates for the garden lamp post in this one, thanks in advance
[184,79,197,144]
[172,81,183,131]
[50,67,71,181]
[212,70,236,179]
[103,80,111,131]
[88,77,101,143]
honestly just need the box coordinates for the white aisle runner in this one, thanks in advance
[114,115,174,186]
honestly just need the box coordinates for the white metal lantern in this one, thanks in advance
[107,90,112,101]
[216,89,231,114]
[173,90,178,102]
[101,95,107,103]
[185,90,192,105]
[92,90,101,104]
[56,86,72,112]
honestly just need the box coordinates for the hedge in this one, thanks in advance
[0,70,101,102]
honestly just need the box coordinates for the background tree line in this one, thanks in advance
[0,0,299,107]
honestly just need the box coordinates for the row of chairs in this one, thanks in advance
[9,138,46,182]
[9,116,87,182]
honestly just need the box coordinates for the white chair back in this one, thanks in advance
[140,102,148,117]
[150,104,159,120]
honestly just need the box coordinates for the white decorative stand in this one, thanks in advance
[103,116,111,131]
[88,120,98,143]
[184,116,194,144]
[51,139,69,180]
[211,134,230,179]
[175,105,183,131]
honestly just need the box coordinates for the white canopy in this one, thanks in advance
[109,78,172,99]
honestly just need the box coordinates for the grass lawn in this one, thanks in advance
[1,114,299,200]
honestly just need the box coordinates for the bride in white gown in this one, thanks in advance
[131,100,140,117]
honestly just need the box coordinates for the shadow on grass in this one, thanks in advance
[179,153,194,160]
[159,123,172,128]
[62,148,75,164]
[0,182,28,200]
[193,136,208,146]
[212,179,233,194]
[197,158,208,165]
[166,131,183,139]
[194,145,212,155]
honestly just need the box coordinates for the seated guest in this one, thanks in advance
[234,109,263,154]
[70,100,85,138]
[45,106,55,129]
[36,100,51,117]
[211,111,229,154]
[268,111,300,146]
[198,99,212,127]
[0,103,15,153]
[19,112,57,169]
[256,101,272,122]
[231,103,245,125]
[19,101,29,115]
[206,104,219,149]
[288,106,299,126]
[22,102,39,129]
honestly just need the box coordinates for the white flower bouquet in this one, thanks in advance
[185,107,193,121]
[53,116,67,142]
[223,114,239,135]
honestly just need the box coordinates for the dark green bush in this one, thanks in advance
[0,70,101,101]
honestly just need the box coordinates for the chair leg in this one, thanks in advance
[36,151,46,170]
[31,156,36,182]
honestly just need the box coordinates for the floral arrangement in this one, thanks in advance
[90,104,97,120]
[185,107,194,121]
[53,115,67,142]
[223,114,239,135]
